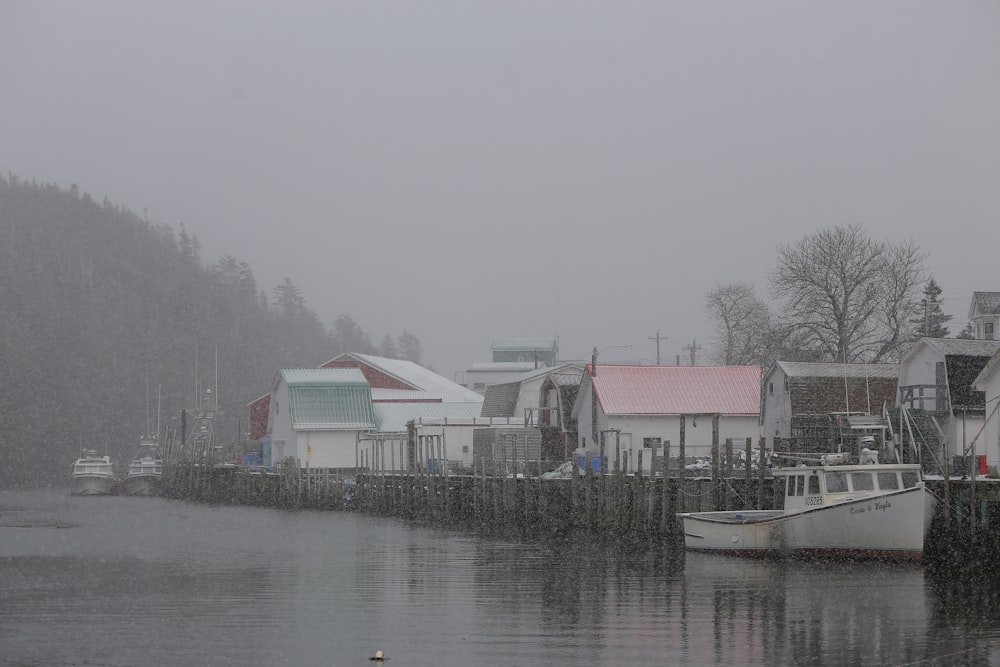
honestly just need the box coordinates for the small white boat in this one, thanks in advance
[71,452,118,496]
[679,450,937,561]
[123,437,163,496]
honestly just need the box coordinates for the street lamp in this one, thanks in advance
[590,344,631,449]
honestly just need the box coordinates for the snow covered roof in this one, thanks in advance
[590,365,763,416]
[373,402,485,433]
[324,353,483,403]
[466,361,538,372]
[279,367,369,387]
[774,361,898,379]
[371,389,446,402]
[970,292,1000,317]
[511,362,584,383]
[920,338,1000,358]
[491,338,558,351]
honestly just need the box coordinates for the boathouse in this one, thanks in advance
[573,364,762,474]
[760,361,898,452]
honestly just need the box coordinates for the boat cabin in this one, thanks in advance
[73,456,114,476]
[775,463,923,513]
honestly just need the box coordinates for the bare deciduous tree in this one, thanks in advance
[705,282,775,365]
[769,224,925,363]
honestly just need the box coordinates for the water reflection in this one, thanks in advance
[1,489,998,666]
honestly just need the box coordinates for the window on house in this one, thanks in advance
[987,322,995,340]
[769,382,773,395]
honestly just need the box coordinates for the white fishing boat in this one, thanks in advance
[71,451,118,496]
[679,449,937,560]
[123,436,163,496]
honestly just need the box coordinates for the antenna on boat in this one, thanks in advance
[145,374,151,439]
[843,348,850,415]
[194,338,199,408]
[156,384,162,443]
[865,361,871,415]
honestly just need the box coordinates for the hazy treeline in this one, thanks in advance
[0,175,419,484]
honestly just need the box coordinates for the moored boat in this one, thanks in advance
[71,451,118,496]
[679,449,937,560]
[123,436,163,496]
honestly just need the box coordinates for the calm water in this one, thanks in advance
[1,489,999,667]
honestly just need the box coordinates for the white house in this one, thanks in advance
[572,364,763,473]
[973,349,1000,473]
[266,368,377,469]
[968,292,1000,341]
[898,337,1000,466]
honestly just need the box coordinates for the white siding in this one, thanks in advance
[604,414,760,473]
[897,343,943,405]
[267,380,295,464]
[761,366,793,449]
[977,371,1000,470]
[295,430,360,468]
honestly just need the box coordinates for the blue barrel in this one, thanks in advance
[261,439,272,467]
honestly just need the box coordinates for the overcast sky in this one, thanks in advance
[3,1,999,379]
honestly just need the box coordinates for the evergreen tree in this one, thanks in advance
[333,314,375,354]
[378,334,399,359]
[273,277,306,318]
[958,322,976,339]
[397,330,422,364]
[911,277,951,339]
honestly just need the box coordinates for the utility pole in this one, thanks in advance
[683,338,702,366]
[648,330,668,365]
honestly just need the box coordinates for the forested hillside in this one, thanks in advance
[0,176,417,484]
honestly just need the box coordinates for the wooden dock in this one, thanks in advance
[160,458,778,552]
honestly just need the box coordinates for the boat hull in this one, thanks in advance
[122,474,161,496]
[71,475,117,496]
[680,485,936,560]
